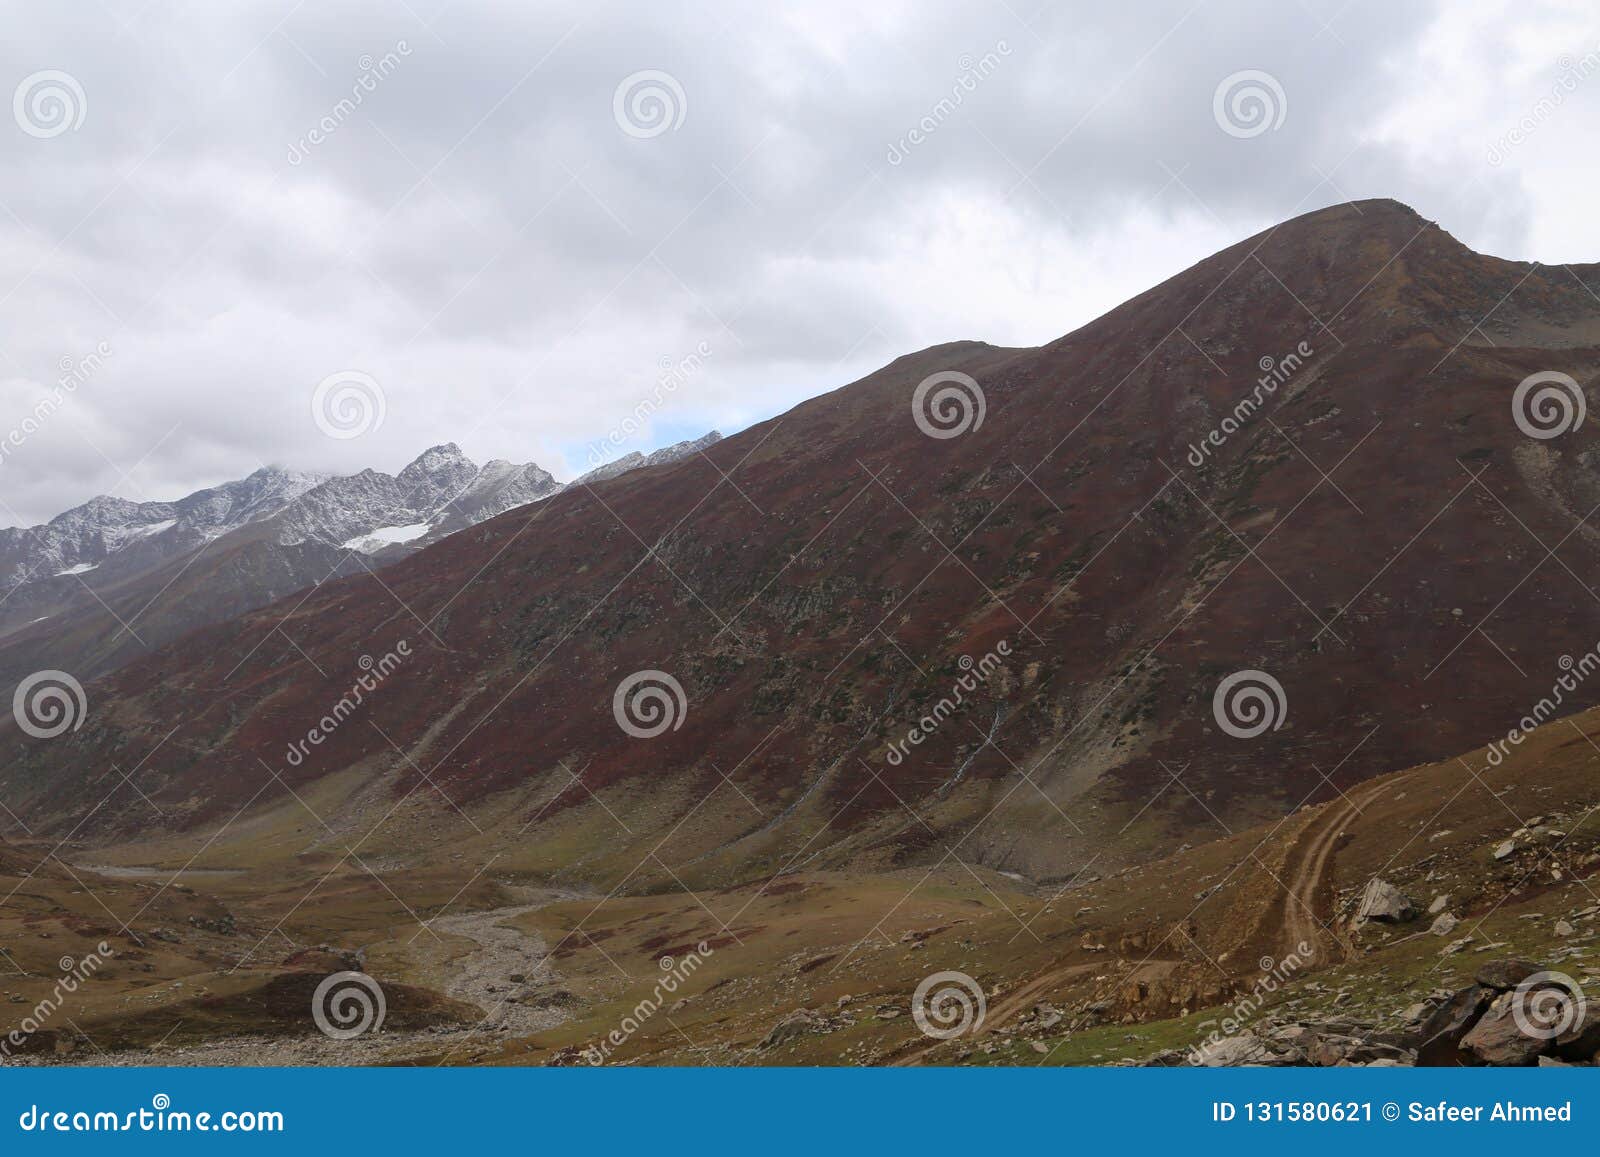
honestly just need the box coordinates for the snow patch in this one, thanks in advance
[55,562,99,576]
[341,522,432,553]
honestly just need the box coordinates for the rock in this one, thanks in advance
[1441,936,1473,955]
[1461,991,1552,1065]
[1192,1034,1302,1067]
[1492,839,1517,861]
[1429,913,1460,936]
[1356,878,1416,924]
[1555,920,1575,937]
[1342,1041,1416,1065]
[1030,1041,1048,1054]
[1428,894,1450,915]
[1305,1034,1365,1066]
[1140,1048,1187,1067]
[1474,960,1541,990]
[1415,985,1492,1066]
[759,1008,829,1048]
[1554,1007,1600,1062]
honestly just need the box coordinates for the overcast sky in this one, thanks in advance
[0,0,1596,525]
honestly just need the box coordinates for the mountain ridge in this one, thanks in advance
[5,199,1599,897]
[0,433,710,690]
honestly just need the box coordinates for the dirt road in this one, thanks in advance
[1270,780,1391,964]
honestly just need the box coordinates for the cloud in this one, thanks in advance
[0,0,1589,523]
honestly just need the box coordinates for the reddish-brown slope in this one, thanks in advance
[5,199,1600,886]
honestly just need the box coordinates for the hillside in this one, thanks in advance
[4,198,1600,900]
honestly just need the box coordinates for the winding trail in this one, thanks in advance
[890,779,1394,1066]
[1268,779,1391,964]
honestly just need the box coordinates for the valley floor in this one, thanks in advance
[3,702,1597,1067]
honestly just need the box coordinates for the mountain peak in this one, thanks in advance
[404,442,471,469]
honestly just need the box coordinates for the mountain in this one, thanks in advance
[5,200,1600,896]
[0,464,331,589]
[574,430,724,485]
[0,444,559,687]
[248,442,560,559]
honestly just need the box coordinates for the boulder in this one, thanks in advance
[1474,959,1541,990]
[1429,913,1460,936]
[1554,1008,1600,1063]
[1192,1034,1302,1067]
[1414,984,1491,1066]
[758,1008,829,1049]
[1302,1032,1411,1067]
[1356,878,1416,924]
[1460,991,1552,1065]
[1140,1048,1187,1067]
